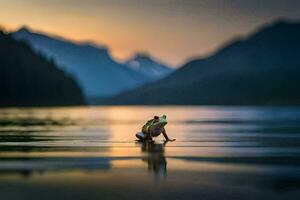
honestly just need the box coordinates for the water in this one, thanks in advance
[0,106,300,200]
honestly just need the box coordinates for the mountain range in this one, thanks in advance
[12,27,173,99]
[0,29,84,106]
[102,19,300,105]
[125,53,172,80]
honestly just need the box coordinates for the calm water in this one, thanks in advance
[0,106,300,200]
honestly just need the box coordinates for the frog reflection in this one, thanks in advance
[140,141,167,177]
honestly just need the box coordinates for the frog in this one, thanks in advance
[136,115,175,142]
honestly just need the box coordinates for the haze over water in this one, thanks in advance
[0,106,300,200]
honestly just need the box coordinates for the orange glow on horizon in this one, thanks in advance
[1,0,299,66]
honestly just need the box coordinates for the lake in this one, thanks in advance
[0,106,300,200]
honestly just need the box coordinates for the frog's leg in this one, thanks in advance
[136,132,146,141]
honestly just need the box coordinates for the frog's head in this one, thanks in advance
[152,115,168,129]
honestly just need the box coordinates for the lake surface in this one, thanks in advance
[0,106,300,200]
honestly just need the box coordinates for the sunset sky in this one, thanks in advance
[1,0,300,67]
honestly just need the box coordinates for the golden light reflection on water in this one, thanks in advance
[1,107,300,174]
[1,106,300,199]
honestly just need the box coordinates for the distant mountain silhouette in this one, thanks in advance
[102,19,300,105]
[125,52,173,80]
[0,29,84,106]
[12,27,172,98]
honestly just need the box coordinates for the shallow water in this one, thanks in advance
[0,106,300,200]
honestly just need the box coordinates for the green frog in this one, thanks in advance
[136,115,175,142]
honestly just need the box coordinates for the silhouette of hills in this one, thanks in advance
[125,52,173,80]
[102,19,300,105]
[0,29,84,106]
[12,27,172,99]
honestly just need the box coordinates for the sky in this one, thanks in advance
[1,0,300,67]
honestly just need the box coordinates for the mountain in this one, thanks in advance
[125,53,173,81]
[102,19,300,105]
[12,27,172,98]
[0,29,84,106]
